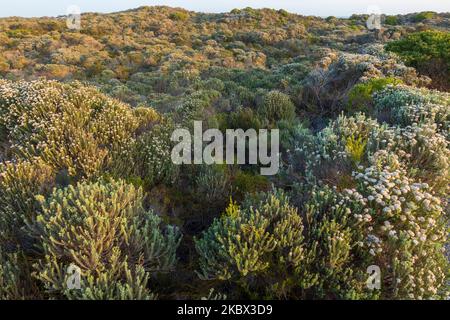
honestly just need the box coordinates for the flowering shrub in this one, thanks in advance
[382,124,450,196]
[345,135,367,164]
[375,85,449,129]
[346,77,403,114]
[133,106,162,133]
[195,165,230,205]
[134,123,179,188]
[298,113,449,197]
[346,152,448,299]
[0,80,138,179]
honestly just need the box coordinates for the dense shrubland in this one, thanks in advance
[0,7,449,300]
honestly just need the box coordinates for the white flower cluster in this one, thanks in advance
[137,126,177,186]
[393,103,449,134]
[375,85,450,135]
[342,155,447,299]
[0,79,139,178]
[376,124,450,196]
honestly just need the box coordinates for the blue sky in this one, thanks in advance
[1,0,449,18]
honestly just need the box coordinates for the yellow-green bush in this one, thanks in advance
[0,158,55,248]
[346,77,403,114]
[345,135,367,164]
[32,179,181,299]
[349,153,448,299]
[195,191,311,299]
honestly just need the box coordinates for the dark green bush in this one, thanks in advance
[258,91,296,123]
[412,12,436,22]
[386,30,450,90]
[384,16,399,25]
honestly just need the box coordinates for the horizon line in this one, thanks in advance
[0,5,448,19]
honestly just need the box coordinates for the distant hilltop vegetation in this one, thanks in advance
[0,6,449,110]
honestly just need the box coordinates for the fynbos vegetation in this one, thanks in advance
[0,6,449,300]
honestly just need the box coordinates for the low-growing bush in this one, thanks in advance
[0,249,36,299]
[258,91,296,124]
[412,12,436,22]
[0,80,138,179]
[384,16,400,26]
[386,31,450,90]
[0,158,55,249]
[346,77,402,114]
[195,191,311,299]
[32,179,181,299]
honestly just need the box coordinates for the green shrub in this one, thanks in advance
[395,103,450,138]
[258,91,296,123]
[386,31,450,89]
[231,171,270,201]
[32,179,181,299]
[169,12,189,21]
[0,8,448,301]
[196,191,312,299]
[384,16,399,26]
[0,158,55,248]
[412,12,436,22]
[195,165,230,205]
[346,77,403,114]
[348,154,448,299]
